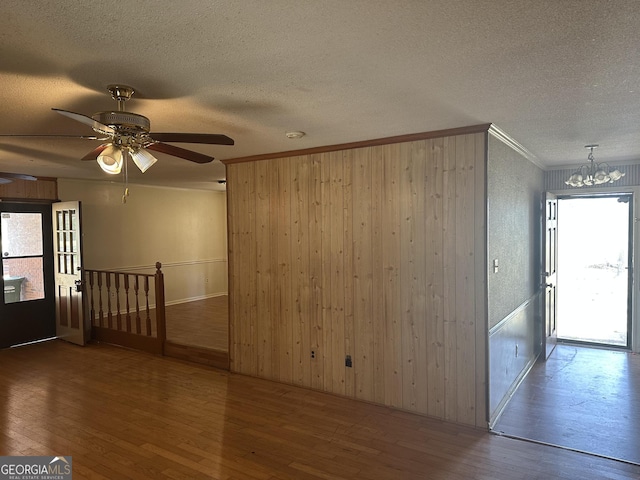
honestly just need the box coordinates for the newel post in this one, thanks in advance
[155,262,166,355]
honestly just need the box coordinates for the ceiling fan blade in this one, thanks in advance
[150,133,234,146]
[146,142,215,164]
[0,172,37,181]
[52,108,116,136]
[0,134,108,140]
[81,144,110,161]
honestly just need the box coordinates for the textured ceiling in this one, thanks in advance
[0,0,639,191]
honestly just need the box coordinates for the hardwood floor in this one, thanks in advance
[165,295,228,351]
[493,344,640,465]
[2,341,640,479]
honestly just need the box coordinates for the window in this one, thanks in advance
[1,212,45,303]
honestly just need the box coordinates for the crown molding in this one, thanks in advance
[488,124,544,170]
[223,123,492,165]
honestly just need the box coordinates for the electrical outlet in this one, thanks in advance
[311,350,315,359]
[345,355,352,368]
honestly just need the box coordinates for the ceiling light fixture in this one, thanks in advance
[96,144,124,174]
[96,143,160,175]
[130,148,158,173]
[565,145,625,187]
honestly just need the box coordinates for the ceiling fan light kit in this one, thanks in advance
[130,148,158,173]
[96,143,124,174]
[565,145,625,188]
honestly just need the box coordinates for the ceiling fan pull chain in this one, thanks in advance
[122,149,130,204]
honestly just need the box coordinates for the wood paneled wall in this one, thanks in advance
[0,177,57,200]
[226,131,487,427]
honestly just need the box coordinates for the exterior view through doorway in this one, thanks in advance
[557,194,632,348]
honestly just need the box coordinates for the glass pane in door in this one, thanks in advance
[1,212,45,303]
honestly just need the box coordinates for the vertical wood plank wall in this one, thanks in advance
[227,131,487,427]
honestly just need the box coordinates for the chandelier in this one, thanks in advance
[565,145,625,187]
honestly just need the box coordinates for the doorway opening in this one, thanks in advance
[556,194,632,349]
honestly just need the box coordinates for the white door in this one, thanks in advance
[543,192,558,359]
[52,201,86,345]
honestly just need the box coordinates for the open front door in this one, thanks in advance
[52,201,86,345]
[542,192,558,359]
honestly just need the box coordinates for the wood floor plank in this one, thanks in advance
[1,340,639,479]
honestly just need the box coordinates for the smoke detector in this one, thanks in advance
[285,131,305,139]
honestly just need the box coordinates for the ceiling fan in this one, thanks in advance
[6,84,234,175]
[0,172,37,185]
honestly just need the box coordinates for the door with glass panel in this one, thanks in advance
[52,201,86,345]
[0,202,55,348]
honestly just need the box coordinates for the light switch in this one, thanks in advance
[493,258,499,273]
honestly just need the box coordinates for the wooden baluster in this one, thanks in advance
[97,272,104,327]
[125,274,131,333]
[87,271,96,327]
[154,262,166,354]
[115,273,121,331]
[106,272,113,329]
[134,275,141,334]
[144,275,151,336]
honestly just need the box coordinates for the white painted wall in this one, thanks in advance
[58,178,228,304]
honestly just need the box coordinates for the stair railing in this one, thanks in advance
[85,262,166,355]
